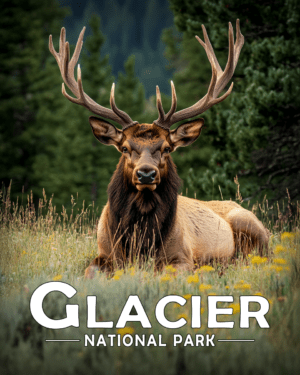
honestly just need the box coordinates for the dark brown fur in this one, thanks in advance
[107,156,181,260]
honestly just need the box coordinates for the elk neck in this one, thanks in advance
[107,155,182,257]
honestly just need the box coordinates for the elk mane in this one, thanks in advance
[107,156,182,258]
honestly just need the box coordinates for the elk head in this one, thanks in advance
[49,21,244,195]
[88,116,204,193]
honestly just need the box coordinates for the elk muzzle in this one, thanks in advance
[137,170,156,184]
[133,151,160,191]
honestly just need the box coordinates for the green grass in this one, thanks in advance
[1,188,300,375]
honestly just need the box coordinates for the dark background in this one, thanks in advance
[58,0,175,97]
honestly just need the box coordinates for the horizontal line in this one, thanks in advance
[45,339,81,342]
[218,339,255,342]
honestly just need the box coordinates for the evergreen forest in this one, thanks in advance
[1,0,299,212]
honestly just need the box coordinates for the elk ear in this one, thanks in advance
[89,116,123,146]
[169,118,204,149]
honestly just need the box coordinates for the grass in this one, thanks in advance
[1,187,300,375]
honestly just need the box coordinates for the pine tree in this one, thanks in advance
[115,55,146,123]
[167,0,300,201]
[0,0,68,201]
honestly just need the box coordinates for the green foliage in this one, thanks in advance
[167,0,300,201]
[0,0,69,198]
[115,55,146,123]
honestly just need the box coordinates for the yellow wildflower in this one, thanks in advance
[199,284,212,292]
[265,265,288,273]
[113,270,124,279]
[22,250,27,255]
[187,274,199,284]
[274,244,286,254]
[165,265,177,273]
[177,313,188,320]
[183,294,192,300]
[228,303,240,314]
[273,258,287,265]
[225,286,230,289]
[115,269,124,277]
[251,256,268,265]
[234,282,251,290]
[160,274,172,282]
[129,267,135,276]
[248,254,253,258]
[254,292,263,296]
[275,266,283,272]
[201,307,205,314]
[53,274,62,281]
[117,327,134,336]
[197,265,215,273]
[281,232,295,241]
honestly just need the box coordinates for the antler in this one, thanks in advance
[49,27,138,129]
[154,19,244,129]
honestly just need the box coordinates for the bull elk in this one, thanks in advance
[49,20,269,278]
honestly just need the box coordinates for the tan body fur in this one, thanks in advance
[85,195,269,277]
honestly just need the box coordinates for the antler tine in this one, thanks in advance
[59,27,66,57]
[165,81,177,121]
[234,19,244,68]
[69,27,85,71]
[49,27,137,129]
[154,20,244,129]
[154,81,177,129]
[156,85,165,123]
[61,64,87,105]
[214,22,235,96]
[49,34,60,65]
[110,83,138,126]
[198,25,223,78]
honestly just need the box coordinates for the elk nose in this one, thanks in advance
[137,170,156,184]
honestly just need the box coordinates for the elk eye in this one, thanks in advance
[122,147,128,153]
[163,147,171,154]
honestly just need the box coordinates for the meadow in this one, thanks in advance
[0,187,300,375]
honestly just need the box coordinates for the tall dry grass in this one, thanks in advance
[0,185,300,375]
